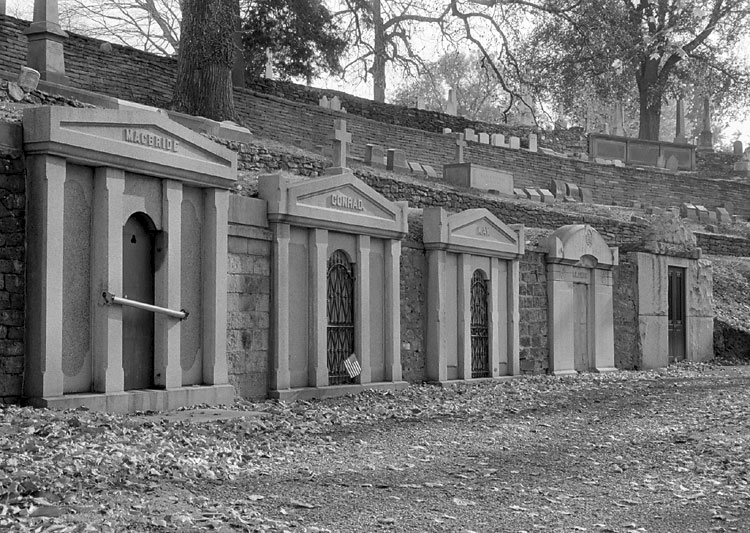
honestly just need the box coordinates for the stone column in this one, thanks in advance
[592,269,617,372]
[456,254,471,380]
[91,167,125,393]
[356,235,371,383]
[384,239,402,381]
[308,228,328,387]
[674,99,687,144]
[0,1,6,15]
[154,180,183,389]
[201,188,229,385]
[270,223,291,390]
[25,0,69,84]
[24,155,66,398]
[697,97,714,152]
[507,259,520,376]
[425,249,447,382]
[488,258,502,377]
[547,264,576,375]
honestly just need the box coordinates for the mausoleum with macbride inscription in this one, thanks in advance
[23,107,236,411]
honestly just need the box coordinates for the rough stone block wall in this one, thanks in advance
[695,232,750,257]
[714,319,750,361]
[519,252,548,373]
[400,242,426,382]
[226,231,271,400]
[613,259,640,369]
[0,150,25,402]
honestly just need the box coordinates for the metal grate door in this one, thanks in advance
[470,270,490,378]
[327,250,355,385]
[668,266,686,363]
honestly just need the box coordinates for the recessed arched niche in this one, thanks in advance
[422,207,524,382]
[544,224,619,375]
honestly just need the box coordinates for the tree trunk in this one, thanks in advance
[173,0,238,122]
[372,0,386,103]
[636,58,663,141]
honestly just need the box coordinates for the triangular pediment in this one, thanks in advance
[23,107,236,189]
[259,173,408,239]
[423,208,524,258]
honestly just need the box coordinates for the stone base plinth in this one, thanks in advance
[270,381,409,401]
[428,376,520,387]
[443,163,514,194]
[25,384,236,413]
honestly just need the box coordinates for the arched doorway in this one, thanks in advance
[470,269,490,378]
[327,249,355,385]
[122,213,156,390]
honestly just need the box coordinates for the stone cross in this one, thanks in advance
[325,119,352,175]
[25,0,69,83]
[454,133,467,163]
[674,99,686,144]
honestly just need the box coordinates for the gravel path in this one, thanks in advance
[3,363,750,532]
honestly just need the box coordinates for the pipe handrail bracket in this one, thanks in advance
[102,292,189,320]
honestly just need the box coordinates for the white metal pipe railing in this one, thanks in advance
[102,292,189,320]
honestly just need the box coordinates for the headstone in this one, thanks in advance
[464,128,477,143]
[491,133,506,147]
[478,132,490,144]
[674,99,686,144]
[325,118,352,176]
[528,133,538,152]
[416,96,425,110]
[454,134,467,164]
[538,189,554,203]
[330,96,342,112]
[579,187,593,203]
[665,155,679,171]
[408,161,424,174]
[550,179,566,199]
[631,200,642,209]
[509,136,520,149]
[679,203,695,219]
[422,164,438,179]
[716,207,731,223]
[442,128,452,134]
[613,159,625,168]
[723,202,735,214]
[264,49,274,79]
[603,122,610,135]
[694,205,710,222]
[697,97,713,152]
[733,140,744,156]
[319,95,329,109]
[656,154,666,168]
[645,206,664,216]
[578,153,589,162]
[565,182,580,199]
[446,88,458,116]
[7,82,24,102]
[563,195,578,203]
[17,66,40,92]
[364,143,385,168]
[513,188,525,197]
[612,101,625,137]
[594,157,610,165]
[708,211,718,223]
[524,188,541,202]
[386,148,409,172]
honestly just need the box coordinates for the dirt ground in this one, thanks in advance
[2,362,750,533]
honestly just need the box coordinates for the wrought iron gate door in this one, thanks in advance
[327,250,355,385]
[470,270,490,378]
[668,266,686,363]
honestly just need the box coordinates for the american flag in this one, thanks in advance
[344,354,361,378]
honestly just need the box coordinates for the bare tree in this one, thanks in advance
[60,0,181,55]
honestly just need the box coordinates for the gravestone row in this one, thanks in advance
[679,203,734,224]
[442,128,538,153]
[514,179,593,205]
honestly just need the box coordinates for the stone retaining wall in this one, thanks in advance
[696,232,750,257]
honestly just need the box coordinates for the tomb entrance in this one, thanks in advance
[259,172,409,400]
[23,107,237,412]
[545,225,618,375]
[423,207,524,383]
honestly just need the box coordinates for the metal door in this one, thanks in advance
[573,282,590,372]
[122,214,155,390]
[470,270,490,378]
[668,266,686,363]
[327,250,355,385]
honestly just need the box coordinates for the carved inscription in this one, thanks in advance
[124,129,179,152]
[573,270,589,280]
[476,226,491,237]
[330,193,364,211]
